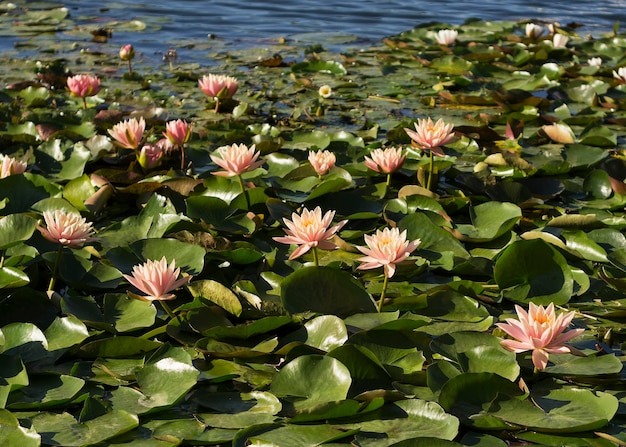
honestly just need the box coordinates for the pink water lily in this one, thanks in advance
[364,147,406,174]
[67,74,101,98]
[164,119,192,147]
[137,143,165,170]
[210,143,263,177]
[496,303,584,371]
[123,256,191,302]
[435,29,458,45]
[108,117,146,150]
[356,227,420,279]
[308,150,336,177]
[404,117,456,157]
[0,154,27,178]
[38,210,97,248]
[273,207,347,262]
[198,74,239,99]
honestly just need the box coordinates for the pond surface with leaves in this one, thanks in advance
[1,4,626,447]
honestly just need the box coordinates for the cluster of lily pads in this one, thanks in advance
[2,5,626,446]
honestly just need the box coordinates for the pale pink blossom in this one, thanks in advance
[356,227,421,278]
[137,143,164,169]
[198,74,239,99]
[308,150,336,176]
[210,143,263,177]
[273,207,347,260]
[123,256,191,302]
[363,147,406,174]
[67,74,101,98]
[0,154,27,178]
[525,23,544,39]
[119,44,135,61]
[37,210,97,248]
[435,29,458,45]
[496,303,584,371]
[404,117,457,157]
[552,33,569,48]
[163,119,192,147]
[108,117,146,150]
[613,67,626,83]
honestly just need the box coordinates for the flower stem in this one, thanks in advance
[386,173,391,187]
[127,59,133,75]
[159,300,179,322]
[313,247,319,267]
[48,245,63,291]
[427,150,434,191]
[237,174,251,210]
[377,274,389,313]
[179,145,186,171]
[82,97,87,110]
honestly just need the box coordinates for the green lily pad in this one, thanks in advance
[291,60,347,75]
[0,409,40,446]
[455,202,521,242]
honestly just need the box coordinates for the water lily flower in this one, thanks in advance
[364,147,406,174]
[613,67,626,83]
[318,85,332,98]
[552,33,569,48]
[164,119,192,147]
[123,256,191,302]
[119,44,135,75]
[38,210,96,248]
[67,74,101,109]
[137,143,165,170]
[108,117,146,150]
[210,143,263,177]
[404,117,456,157]
[525,23,544,39]
[541,123,575,144]
[588,57,602,67]
[496,303,584,371]
[198,74,239,99]
[356,227,421,279]
[273,206,347,264]
[435,29,458,45]
[308,150,336,177]
[0,154,27,178]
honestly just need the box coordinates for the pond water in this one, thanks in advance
[5,0,626,66]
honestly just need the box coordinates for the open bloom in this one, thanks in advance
[38,210,96,248]
[210,143,263,177]
[308,150,336,176]
[108,117,145,150]
[123,256,191,302]
[0,154,27,178]
[588,57,602,67]
[318,85,332,98]
[273,207,347,260]
[496,303,584,371]
[67,74,101,98]
[404,117,456,156]
[163,119,192,147]
[435,29,458,45]
[356,227,421,278]
[525,23,544,39]
[364,147,406,174]
[613,67,626,83]
[198,74,239,99]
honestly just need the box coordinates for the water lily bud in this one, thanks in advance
[119,44,135,61]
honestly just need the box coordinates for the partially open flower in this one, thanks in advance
[163,119,192,147]
[552,33,569,48]
[67,74,101,99]
[198,74,239,99]
[496,303,584,371]
[273,207,347,260]
[404,117,456,156]
[308,150,336,176]
[210,143,263,177]
[123,256,191,302]
[137,143,165,170]
[435,29,458,45]
[356,227,421,278]
[0,154,27,178]
[613,67,626,83]
[108,117,146,150]
[525,23,544,39]
[587,57,602,67]
[38,210,97,248]
[364,147,406,174]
